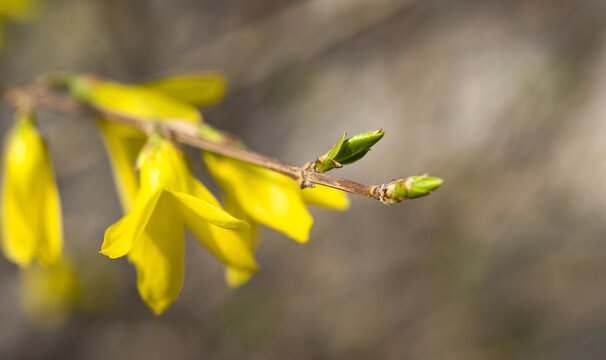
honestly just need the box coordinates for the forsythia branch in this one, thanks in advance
[1,83,438,204]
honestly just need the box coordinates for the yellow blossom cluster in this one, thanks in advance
[1,73,348,315]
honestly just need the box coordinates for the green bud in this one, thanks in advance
[314,129,384,172]
[382,174,443,203]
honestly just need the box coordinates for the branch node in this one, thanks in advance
[297,170,315,189]
[373,183,397,205]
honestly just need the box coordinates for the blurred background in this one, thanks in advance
[1,0,606,359]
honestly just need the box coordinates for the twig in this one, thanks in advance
[2,85,398,202]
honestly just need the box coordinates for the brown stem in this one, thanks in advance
[2,85,390,201]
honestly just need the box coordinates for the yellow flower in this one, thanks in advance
[143,73,227,107]
[203,151,349,287]
[101,134,257,314]
[68,75,202,124]
[0,0,42,53]
[20,259,80,329]
[1,110,63,267]
[0,0,41,22]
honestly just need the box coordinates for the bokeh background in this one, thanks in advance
[1,0,606,359]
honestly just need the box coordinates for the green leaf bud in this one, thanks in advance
[381,174,443,203]
[314,129,384,172]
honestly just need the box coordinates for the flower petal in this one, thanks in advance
[221,192,258,287]
[127,193,185,314]
[189,176,222,205]
[1,116,62,267]
[204,153,313,243]
[169,188,258,271]
[1,168,36,266]
[300,184,350,210]
[143,73,227,107]
[101,190,162,259]
[37,163,63,266]
[225,266,256,288]
[97,118,145,212]
[168,190,249,231]
[68,76,202,124]
[201,223,259,273]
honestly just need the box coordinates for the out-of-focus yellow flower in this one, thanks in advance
[1,110,63,267]
[143,73,227,107]
[68,75,202,124]
[20,259,80,329]
[203,151,349,287]
[0,0,41,22]
[0,0,41,50]
[0,0,42,53]
[101,134,257,314]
